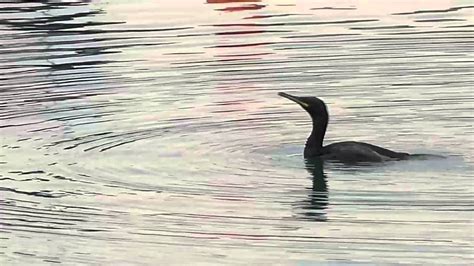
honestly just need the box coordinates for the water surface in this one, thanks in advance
[1,0,473,265]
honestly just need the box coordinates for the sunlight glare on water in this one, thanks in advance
[0,0,473,265]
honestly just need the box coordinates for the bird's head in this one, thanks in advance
[278,92,328,120]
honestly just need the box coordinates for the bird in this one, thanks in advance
[278,92,412,163]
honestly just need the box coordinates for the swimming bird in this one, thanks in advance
[279,92,411,163]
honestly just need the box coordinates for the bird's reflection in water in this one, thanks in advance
[296,158,329,222]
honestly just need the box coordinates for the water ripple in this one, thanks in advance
[1,0,473,265]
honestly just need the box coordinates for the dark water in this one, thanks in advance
[1,1,473,264]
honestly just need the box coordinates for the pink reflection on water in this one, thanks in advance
[216,4,266,12]
[205,0,274,60]
[207,0,261,3]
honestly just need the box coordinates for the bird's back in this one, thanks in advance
[321,141,409,163]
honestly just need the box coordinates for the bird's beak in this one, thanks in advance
[278,92,309,108]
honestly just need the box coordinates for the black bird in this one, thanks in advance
[279,92,411,163]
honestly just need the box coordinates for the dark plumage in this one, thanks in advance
[279,92,410,163]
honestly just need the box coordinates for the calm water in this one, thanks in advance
[1,0,473,265]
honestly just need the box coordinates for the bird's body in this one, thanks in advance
[278,92,412,163]
[320,141,409,162]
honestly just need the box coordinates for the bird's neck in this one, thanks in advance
[304,118,328,157]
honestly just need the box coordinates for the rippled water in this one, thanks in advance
[1,0,473,264]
